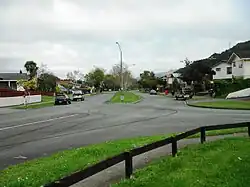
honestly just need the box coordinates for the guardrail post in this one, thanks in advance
[172,138,177,157]
[200,127,206,144]
[248,122,250,137]
[125,152,133,179]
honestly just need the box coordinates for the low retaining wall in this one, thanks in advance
[0,95,42,107]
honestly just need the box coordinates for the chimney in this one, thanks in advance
[20,70,23,74]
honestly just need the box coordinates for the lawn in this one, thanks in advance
[110,91,141,103]
[14,95,54,109]
[0,127,247,187]
[189,100,250,110]
[113,137,250,187]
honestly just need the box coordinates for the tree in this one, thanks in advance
[17,78,37,91]
[37,63,49,77]
[138,70,158,89]
[85,67,105,90]
[37,73,58,92]
[24,61,39,79]
[66,70,84,83]
[179,61,215,86]
[103,74,116,90]
[110,63,134,89]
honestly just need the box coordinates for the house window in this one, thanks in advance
[227,67,232,74]
[233,62,236,67]
[239,63,243,68]
[215,68,221,72]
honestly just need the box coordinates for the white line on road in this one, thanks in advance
[0,114,79,132]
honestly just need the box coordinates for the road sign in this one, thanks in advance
[120,95,124,102]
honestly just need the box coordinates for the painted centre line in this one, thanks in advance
[0,114,79,132]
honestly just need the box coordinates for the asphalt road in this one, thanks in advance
[1,92,250,170]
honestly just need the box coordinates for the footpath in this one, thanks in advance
[71,133,246,187]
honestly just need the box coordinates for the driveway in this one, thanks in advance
[1,92,250,169]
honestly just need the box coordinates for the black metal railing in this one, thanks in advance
[44,122,250,187]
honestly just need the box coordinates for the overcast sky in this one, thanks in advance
[0,0,250,78]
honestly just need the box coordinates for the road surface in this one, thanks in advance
[0,92,250,169]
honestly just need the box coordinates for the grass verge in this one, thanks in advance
[0,135,167,187]
[113,137,250,187]
[13,96,54,109]
[188,100,250,110]
[110,91,141,103]
[1,127,248,187]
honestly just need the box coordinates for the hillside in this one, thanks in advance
[176,40,250,73]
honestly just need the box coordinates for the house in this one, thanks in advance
[157,70,183,86]
[0,72,28,90]
[212,52,250,80]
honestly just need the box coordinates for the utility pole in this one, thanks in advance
[116,42,123,90]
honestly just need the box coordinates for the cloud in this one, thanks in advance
[0,0,249,78]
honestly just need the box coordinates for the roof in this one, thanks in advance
[0,73,28,80]
[235,51,250,59]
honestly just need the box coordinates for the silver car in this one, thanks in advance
[150,89,157,95]
[72,90,85,101]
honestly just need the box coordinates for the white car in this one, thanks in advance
[72,90,85,101]
[150,89,157,95]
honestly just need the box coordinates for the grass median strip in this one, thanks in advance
[0,127,247,187]
[113,137,250,187]
[110,91,141,103]
[189,100,250,110]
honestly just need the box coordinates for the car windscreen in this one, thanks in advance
[56,95,66,99]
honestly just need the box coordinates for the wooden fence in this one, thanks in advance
[0,88,54,97]
[44,122,250,187]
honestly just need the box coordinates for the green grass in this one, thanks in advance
[13,96,54,109]
[189,100,250,110]
[113,137,250,187]
[110,91,141,103]
[0,135,167,187]
[0,127,248,187]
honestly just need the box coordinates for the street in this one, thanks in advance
[0,92,250,170]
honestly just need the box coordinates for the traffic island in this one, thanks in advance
[109,91,142,104]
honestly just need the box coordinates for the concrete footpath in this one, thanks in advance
[71,133,246,187]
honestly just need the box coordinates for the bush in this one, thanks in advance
[214,78,250,97]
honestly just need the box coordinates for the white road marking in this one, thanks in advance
[14,155,27,159]
[0,114,78,132]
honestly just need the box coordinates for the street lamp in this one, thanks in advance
[116,42,123,90]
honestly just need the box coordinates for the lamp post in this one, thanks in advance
[116,42,123,90]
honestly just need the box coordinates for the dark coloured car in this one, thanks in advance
[55,93,71,105]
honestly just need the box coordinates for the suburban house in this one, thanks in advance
[212,52,250,80]
[157,70,183,86]
[0,72,28,90]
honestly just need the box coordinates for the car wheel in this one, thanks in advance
[68,100,71,104]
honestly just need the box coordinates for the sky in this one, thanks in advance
[0,0,250,78]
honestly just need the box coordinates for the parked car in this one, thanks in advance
[72,90,85,101]
[150,89,157,95]
[55,93,71,105]
[175,87,193,100]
